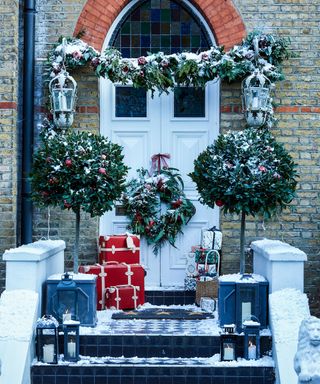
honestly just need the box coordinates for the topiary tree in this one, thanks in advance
[189,127,298,275]
[30,126,129,272]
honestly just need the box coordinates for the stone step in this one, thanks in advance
[77,334,272,358]
[145,290,196,306]
[31,357,275,384]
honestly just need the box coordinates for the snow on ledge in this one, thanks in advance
[0,289,38,341]
[219,273,267,283]
[3,239,65,261]
[269,288,310,384]
[251,238,307,262]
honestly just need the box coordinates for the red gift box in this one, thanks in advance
[79,262,145,310]
[106,284,141,310]
[99,234,140,264]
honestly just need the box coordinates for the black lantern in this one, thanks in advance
[242,69,272,127]
[56,272,79,323]
[243,319,261,360]
[63,320,80,362]
[220,324,237,361]
[49,38,77,128]
[36,315,59,364]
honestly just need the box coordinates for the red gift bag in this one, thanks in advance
[99,234,140,264]
[79,262,145,310]
[106,284,141,310]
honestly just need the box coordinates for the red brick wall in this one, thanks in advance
[74,0,246,50]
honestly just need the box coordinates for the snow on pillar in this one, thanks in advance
[2,240,65,316]
[251,239,307,293]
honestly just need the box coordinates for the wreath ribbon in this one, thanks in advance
[150,153,171,174]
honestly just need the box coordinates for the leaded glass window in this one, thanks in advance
[110,0,211,57]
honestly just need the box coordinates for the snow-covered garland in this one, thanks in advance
[48,31,292,95]
[121,167,196,254]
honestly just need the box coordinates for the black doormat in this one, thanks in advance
[112,308,214,320]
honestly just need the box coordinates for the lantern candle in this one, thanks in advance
[251,96,259,110]
[241,302,251,324]
[68,341,76,358]
[223,343,235,360]
[63,311,72,323]
[248,341,257,359]
[59,92,68,110]
[43,343,55,363]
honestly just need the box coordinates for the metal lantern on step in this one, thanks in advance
[63,320,80,362]
[220,324,237,361]
[243,319,261,360]
[49,38,77,128]
[242,69,272,127]
[56,272,79,323]
[36,315,59,364]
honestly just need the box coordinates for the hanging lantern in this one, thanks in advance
[63,320,80,362]
[242,69,272,127]
[49,38,77,128]
[36,315,59,364]
[243,319,261,360]
[220,324,237,361]
[56,272,79,323]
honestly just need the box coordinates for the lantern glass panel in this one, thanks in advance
[239,286,256,325]
[220,335,237,361]
[37,328,58,364]
[52,89,74,112]
[247,335,258,359]
[57,290,78,321]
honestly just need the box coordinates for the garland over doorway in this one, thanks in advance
[48,31,291,95]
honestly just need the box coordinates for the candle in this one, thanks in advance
[251,96,259,110]
[63,312,72,323]
[43,343,55,363]
[241,302,251,324]
[223,344,235,360]
[248,342,257,359]
[68,341,76,358]
[59,92,68,110]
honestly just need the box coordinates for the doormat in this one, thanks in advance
[112,308,214,320]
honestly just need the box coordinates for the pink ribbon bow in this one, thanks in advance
[150,153,171,174]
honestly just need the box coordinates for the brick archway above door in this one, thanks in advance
[74,0,246,51]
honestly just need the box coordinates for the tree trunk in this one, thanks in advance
[239,209,246,275]
[74,209,80,273]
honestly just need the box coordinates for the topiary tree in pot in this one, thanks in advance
[30,125,129,272]
[189,127,297,275]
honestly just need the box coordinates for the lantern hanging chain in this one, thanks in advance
[253,36,260,68]
[61,37,67,73]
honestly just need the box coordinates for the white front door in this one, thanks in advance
[100,80,220,287]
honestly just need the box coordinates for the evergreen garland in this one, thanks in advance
[47,31,292,94]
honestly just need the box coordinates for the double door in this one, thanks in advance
[100,80,220,287]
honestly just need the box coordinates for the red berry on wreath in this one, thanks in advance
[215,200,224,207]
[65,159,72,167]
[172,199,182,209]
[98,167,106,174]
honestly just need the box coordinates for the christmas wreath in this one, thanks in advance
[121,161,196,254]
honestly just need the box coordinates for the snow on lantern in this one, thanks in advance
[63,320,80,362]
[49,38,77,128]
[243,319,261,360]
[220,324,237,361]
[56,272,79,323]
[242,69,272,127]
[36,315,59,364]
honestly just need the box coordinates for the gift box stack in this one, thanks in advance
[79,233,145,311]
[184,227,222,293]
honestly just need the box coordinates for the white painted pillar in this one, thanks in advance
[251,239,307,293]
[2,240,65,317]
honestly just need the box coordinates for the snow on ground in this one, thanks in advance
[0,289,38,341]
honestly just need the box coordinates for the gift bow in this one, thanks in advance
[150,153,171,173]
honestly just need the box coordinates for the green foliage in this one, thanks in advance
[30,125,129,217]
[122,167,196,254]
[47,31,292,94]
[189,128,298,218]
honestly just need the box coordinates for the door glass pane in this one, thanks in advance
[174,87,205,118]
[110,0,211,57]
[115,86,147,118]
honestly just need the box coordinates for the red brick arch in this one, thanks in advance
[74,0,246,51]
